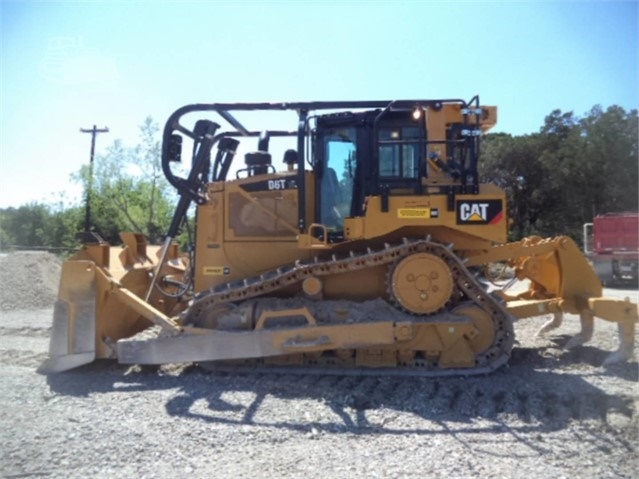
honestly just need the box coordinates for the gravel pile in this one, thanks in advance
[0,251,62,311]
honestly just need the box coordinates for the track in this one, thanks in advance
[177,238,516,376]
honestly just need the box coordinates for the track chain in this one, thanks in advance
[182,238,515,375]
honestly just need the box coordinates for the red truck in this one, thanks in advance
[584,212,639,285]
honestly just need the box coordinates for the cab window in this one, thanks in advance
[378,126,422,179]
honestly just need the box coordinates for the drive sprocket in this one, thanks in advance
[388,252,454,314]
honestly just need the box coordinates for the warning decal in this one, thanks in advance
[398,208,433,219]
[203,266,231,276]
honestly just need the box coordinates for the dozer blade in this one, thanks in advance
[38,237,184,373]
[37,261,97,374]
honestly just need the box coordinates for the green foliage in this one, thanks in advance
[480,105,638,243]
[0,201,82,250]
[481,133,547,240]
[71,117,174,244]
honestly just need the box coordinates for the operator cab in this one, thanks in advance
[313,109,428,237]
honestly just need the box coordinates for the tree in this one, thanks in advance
[481,105,638,243]
[0,201,82,250]
[72,117,175,243]
[534,106,638,240]
[480,133,550,239]
[579,105,638,214]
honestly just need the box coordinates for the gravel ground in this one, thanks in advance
[0,252,637,478]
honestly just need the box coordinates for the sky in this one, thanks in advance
[1,0,637,208]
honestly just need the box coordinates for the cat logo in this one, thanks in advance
[460,203,488,221]
[456,200,503,225]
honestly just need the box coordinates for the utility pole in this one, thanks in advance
[80,125,109,233]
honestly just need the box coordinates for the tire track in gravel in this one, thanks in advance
[0,350,49,368]
[0,326,51,337]
[195,364,636,434]
[0,322,50,368]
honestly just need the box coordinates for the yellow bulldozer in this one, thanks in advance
[39,97,638,375]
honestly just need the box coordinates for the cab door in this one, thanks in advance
[314,113,372,235]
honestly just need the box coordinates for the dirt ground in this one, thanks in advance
[0,252,637,478]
